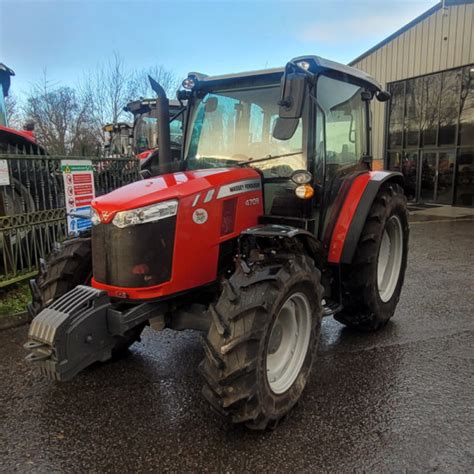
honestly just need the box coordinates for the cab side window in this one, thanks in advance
[317,75,366,179]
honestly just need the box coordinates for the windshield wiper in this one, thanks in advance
[238,151,302,166]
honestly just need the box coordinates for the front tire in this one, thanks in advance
[28,236,93,318]
[200,255,323,430]
[335,182,409,331]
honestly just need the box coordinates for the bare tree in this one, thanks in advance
[81,54,180,146]
[129,64,180,100]
[18,56,180,154]
[25,73,99,155]
[81,52,135,144]
[5,93,22,129]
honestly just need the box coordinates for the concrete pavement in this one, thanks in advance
[1,218,473,472]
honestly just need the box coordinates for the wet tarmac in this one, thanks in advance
[1,219,473,472]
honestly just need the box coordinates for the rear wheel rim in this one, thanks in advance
[266,292,312,394]
[377,215,403,303]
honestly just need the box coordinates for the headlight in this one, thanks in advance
[90,208,101,226]
[112,199,178,228]
[291,170,312,185]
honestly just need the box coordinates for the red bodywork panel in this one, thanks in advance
[328,171,388,263]
[0,125,38,149]
[91,167,263,300]
[137,149,154,160]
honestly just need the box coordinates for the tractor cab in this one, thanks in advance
[125,98,184,153]
[103,122,133,156]
[124,98,184,169]
[178,56,391,240]
[102,98,185,173]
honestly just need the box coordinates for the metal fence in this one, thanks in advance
[0,151,140,287]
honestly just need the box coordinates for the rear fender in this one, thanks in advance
[328,171,404,264]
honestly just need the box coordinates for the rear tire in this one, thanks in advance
[335,182,409,331]
[200,254,323,430]
[28,236,144,358]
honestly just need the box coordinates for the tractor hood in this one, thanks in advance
[92,167,261,223]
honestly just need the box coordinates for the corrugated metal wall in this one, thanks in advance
[351,2,474,169]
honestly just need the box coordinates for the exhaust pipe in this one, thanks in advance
[148,75,172,165]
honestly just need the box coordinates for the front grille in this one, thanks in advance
[92,217,176,288]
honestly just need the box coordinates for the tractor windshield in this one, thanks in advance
[105,125,131,156]
[185,86,304,178]
[134,115,157,153]
[134,113,183,153]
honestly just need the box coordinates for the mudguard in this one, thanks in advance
[328,170,404,264]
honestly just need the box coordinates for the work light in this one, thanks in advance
[296,61,311,71]
[182,77,196,90]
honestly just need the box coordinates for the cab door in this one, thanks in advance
[313,74,370,241]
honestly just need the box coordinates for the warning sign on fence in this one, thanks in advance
[61,160,95,235]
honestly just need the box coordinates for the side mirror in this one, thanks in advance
[273,117,299,141]
[204,97,218,113]
[376,90,391,102]
[272,68,307,141]
[278,71,307,119]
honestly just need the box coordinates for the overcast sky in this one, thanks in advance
[1,0,437,97]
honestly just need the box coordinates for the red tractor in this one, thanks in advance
[25,56,409,430]
[0,63,43,153]
[0,63,48,221]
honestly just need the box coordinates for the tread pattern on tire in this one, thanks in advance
[335,182,409,331]
[200,254,323,430]
[28,236,92,318]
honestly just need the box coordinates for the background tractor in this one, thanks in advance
[25,56,409,430]
[0,63,44,154]
[0,63,48,220]
[102,122,132,157]
[103,98,184,171]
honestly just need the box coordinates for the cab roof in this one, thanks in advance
[188,55,383,93]
[124,98,182,115]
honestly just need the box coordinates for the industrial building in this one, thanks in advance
[351,0,473,206]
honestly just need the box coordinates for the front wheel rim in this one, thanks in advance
[377,215,404,303]
[266,292,312,395]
